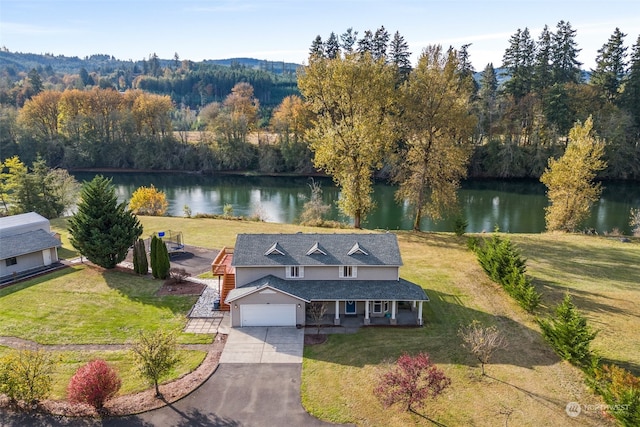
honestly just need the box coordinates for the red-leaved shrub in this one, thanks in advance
[375,352,451,413]
[67,359,121,411]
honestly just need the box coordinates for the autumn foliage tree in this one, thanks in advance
[128,184,168,216]
[67,359,121,412]
[375,352,451,413]
[540,116,606,232]
[130,330,180,397]
[298,52,397,228]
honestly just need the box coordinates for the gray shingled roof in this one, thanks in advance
[0,229,61,260]
[232,233,403,267]
[226,275,429,303]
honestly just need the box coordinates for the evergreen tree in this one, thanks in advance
[502,28,536,99]
[132,238,148,275]
[309,35,324,59]
[538,293,598,368]
[357,30,374,54]
[325,32,340,59]
[150,235,170,279]
[68,175,143,269]
[551,20,582,84]
[478,63,499,140]
[591,27,628,103]
[388,31,412,78]
[621,35,640,129]
[340,27,358,53]
[372,26,390,61]
[533,25,553,93]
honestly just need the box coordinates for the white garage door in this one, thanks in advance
[240,304,296,327]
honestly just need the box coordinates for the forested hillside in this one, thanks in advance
[0,22,639,183]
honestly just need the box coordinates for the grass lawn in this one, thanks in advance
[0,346,206,400]
[0,264,209,345]
[45,217,639,425]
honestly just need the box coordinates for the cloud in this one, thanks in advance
[0,22,79,36]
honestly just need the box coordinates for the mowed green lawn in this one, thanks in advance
[0,265,208,345]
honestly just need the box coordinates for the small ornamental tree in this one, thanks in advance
[458,320,508,375]
[308,302,328,334]
[375,352,451,413]
[0,349,53,406]
[128,184,168,216]
[132,238,148,275]
[67,359,121,412]
[538,293,598,368]
[130,330,180,397]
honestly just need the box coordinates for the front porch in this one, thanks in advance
[306,300,424,328]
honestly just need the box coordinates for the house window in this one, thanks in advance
[372,301,383,314]
[5,257,17,267]
[339,265,357,278]
[286,265,303,278]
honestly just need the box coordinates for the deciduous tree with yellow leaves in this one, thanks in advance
[128,184,168,216]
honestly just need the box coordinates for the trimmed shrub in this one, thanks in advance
[67,359,121,411]
[132,238,148,275]
[537,293,598,368]
[150,235,170,280]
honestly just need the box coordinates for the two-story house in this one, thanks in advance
[220,233,429,328]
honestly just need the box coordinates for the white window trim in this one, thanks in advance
[372,300,383,314]
[285,265,304,278]
[339,265,357,278]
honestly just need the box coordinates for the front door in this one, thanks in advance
[345,300,356,315]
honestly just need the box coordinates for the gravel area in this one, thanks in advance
[189,280,221,318]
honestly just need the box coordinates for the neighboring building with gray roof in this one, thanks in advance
[222,233,429,328]
[0,212,61,280]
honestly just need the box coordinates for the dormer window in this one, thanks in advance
[265,242,285,256]
[348,242,368,256]
[339,265,357,278]
[306,242,327,256]
[286,265,304,278]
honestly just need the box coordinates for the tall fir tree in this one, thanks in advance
[357,30,374,54]
[533,25,553,93]
[591,27,628,103]
[551,20,582,84]
[502,28,536,100]
[621,35,640,130]
[388,30,412,79]
[325,32,340,59]
[478,63,499,140]
[68,175,143,268]
[340,27,358,53]
[309,35,324,59]
[372,26,390,61]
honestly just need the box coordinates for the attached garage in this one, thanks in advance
[240,304,297,327]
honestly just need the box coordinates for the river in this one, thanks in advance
[70,172,640,234]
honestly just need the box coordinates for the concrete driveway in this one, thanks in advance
[220,327,304,364]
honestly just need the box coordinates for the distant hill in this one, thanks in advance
[0,50,302,75]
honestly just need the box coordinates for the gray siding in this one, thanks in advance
[0,251,44,277]
[235,265,398,286]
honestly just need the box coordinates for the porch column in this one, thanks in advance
[334,300,340,325]
[412,300,416,310]
[418,301,423,326]
[364,300,370,325]
[390,300,397,325]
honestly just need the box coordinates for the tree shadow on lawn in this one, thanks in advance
[0,267,76,298]
[534,278,636,317]
[304,289,561,371]
[100,267,199,316]
[518,238,640,290]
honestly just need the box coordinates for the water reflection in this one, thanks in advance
[73,172,640,234]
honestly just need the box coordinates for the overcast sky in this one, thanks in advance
[1,0,639,70]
